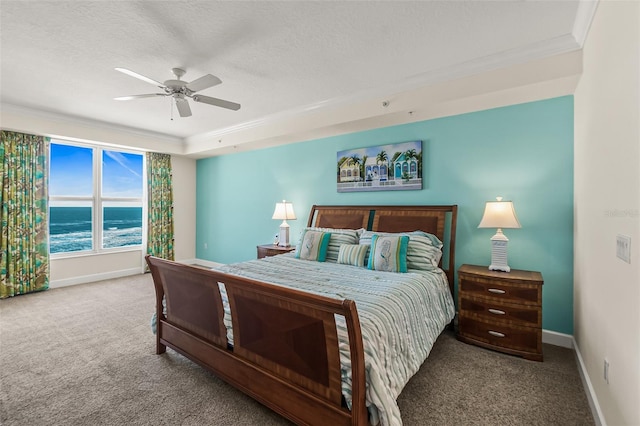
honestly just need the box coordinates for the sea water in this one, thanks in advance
[49,207,142,253]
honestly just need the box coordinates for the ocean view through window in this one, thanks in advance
[49,142,144,254]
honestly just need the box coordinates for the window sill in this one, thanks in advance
[50,246,144,260]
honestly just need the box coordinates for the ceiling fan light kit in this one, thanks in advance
[114,67,240,118]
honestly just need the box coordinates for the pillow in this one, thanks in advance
[295,230,331,262]
[337,244,369,267]
[300,227,363,262]
[360,230,443,271]
[367,234,409,273]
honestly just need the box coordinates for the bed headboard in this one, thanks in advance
[307,205,458,293]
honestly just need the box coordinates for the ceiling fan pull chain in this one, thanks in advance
[170,98,174,121]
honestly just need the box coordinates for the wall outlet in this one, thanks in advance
[604,359,610,384]
[203,243,208,250]
[616,235,631,263]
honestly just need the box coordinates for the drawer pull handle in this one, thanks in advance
[488,288,506,294]
[488,330,505,338]
[488,308,506,315]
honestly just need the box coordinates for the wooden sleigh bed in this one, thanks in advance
[146,205,457,426]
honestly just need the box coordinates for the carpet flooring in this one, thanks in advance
[0,273,594,425]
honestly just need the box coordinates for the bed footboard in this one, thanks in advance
[146,255,367,426]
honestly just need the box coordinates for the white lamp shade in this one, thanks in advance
[272,201,296,220]
[478,199,521,229]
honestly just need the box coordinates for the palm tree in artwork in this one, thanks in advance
[349,154,361,168]
[404,148,418,179]
[349,154,361,181]
[404,148,417,161]
[376,150,389,180]
[376,150,388,165]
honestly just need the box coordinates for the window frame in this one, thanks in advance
[49,139,146,258]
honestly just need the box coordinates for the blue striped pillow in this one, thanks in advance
[337,244,369,267]
[367,234,409,273]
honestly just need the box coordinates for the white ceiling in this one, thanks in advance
[1,1,594,157]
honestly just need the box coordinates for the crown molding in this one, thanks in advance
[1,103,182,145]
[185,33,581,150]
[573,0,600,48]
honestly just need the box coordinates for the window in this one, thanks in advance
[49,141,144,255]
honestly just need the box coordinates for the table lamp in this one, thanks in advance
[478,197,521,272]
[272,200,296,247]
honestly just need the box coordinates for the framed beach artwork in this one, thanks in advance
[337,140,422,192]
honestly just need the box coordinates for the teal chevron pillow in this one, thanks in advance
[337,244,369,267]
[367,234,409,273]
[295,230,331,262]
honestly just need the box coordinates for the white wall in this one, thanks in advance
[574,2,640,425]
[0,109,197,285]
[50,250,144,287]
[171,154,197,262]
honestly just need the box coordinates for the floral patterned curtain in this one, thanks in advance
[0,130,50,298]
[147,152,174,260]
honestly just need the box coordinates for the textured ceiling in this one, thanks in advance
[1,1,587,153]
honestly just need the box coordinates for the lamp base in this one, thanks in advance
[488,230,511,272]
[489,264,511,273]
[278,223,290,247]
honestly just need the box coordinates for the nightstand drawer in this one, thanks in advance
[458,316,542,354]
[459,275,541,306]
[459,296,541,327]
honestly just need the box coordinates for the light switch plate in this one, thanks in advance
[616,235,631,263]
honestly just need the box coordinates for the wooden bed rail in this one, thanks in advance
[146,255,368,426]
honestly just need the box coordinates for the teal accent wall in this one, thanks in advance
[196,96,574,334]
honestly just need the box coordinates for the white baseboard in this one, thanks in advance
[49,258,222,288]
[542,329,573,348]
[50,267,142,288]
[193,258,224,268]
[176,258,199,265]
[574,339,606,426]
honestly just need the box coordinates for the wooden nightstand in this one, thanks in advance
[257,244,296,259]
[457,264,544,361]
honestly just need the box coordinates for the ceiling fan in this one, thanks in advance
[114,67,240,117]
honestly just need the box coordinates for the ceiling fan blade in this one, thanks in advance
[186,74,222,92]
[192,94,241,111]
[115,67,164,88]
[114,93,167,101]
[175,97,192,117]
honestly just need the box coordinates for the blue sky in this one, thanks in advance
[50,143,143,198]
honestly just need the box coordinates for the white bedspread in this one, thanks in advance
[215,254,455,426]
